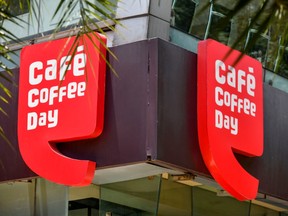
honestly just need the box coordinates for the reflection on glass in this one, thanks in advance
[208,13,231,45]
[99,175,161,216]
[7,0,29,16]
[246,30,269,66]
[250,201,280,216]
[158,177,192,216]
[170,0,288,83]
[277,48,288,79]
[171,0,196,33]
[193,186,251,216]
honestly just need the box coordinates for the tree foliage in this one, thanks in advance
[0,0,120,143]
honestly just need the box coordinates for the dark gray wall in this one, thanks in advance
[0,69,35,181]
[58,40,154,167]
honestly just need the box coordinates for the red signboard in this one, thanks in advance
[198,39,263,200]
[18,33,106,186]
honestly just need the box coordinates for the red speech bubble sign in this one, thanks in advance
[198,39,263,200]
[18,33,106,186]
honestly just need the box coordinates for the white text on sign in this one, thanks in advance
[214,60,257,135]
[27,46,87,130]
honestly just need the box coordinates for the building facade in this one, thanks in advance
[1,0,288,215]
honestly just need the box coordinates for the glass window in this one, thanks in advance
[170,0,288,88]
[246,30,270,67]
[207,11,231,45]
[171,0,196,33]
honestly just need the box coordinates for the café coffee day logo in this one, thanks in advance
[18,33,106,186]
[197,39,263,201]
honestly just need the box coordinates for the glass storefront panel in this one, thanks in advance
[250,203,280,216]
[99,175,162,216]
[193,186,251,216]
[0,178,68,216]
[207,12,231,45]
[158,176,192,216]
